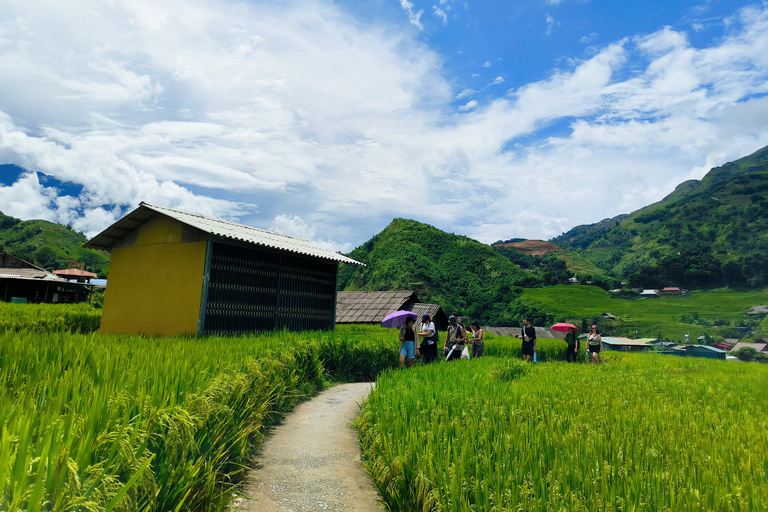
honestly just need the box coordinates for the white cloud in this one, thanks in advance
[269,214,354,253]
[490,76,504,85]
[433,5,448,24]
[580,32,598,44]
[1,0,768,247]
[482,61,491,67]
[546,14,556,35]
[399,0,424,30]
[455,88,478,99]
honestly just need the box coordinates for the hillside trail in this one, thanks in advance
[230,382,385,512]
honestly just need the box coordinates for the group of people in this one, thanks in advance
[397,314,604,368]
[563,324,603,364]
[397,314,484,368]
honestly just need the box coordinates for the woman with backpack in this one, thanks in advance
[418,314,438,364]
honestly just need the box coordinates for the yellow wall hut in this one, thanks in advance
[85,202,363,337]
[100,215,207,336]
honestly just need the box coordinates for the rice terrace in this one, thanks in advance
[1,292,767,510]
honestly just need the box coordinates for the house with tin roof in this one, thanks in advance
[84,202,363,336]
[1,252,90,303]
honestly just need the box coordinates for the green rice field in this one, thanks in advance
[521,285,768,341]
[359,354,768,511]
[0,318,397,512]
[4,302,768,511]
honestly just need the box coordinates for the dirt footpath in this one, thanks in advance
[231,382,385,512]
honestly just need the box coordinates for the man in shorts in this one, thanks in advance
[515,317,537,362]
[399,315,419,368]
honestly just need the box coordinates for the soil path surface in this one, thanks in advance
[231,382,385,512]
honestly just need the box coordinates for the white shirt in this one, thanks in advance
[421,321,436,344]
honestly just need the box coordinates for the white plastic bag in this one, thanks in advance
[461,345,470,360]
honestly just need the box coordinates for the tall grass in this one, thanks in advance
[0,302,101,333]
[358,353,768,511]
[0,324,399,511]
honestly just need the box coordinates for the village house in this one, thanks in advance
[335,290,448,330]
[84,202,363,336]
[0,252,90,304]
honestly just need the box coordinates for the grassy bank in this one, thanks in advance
[359,354,768,511]
[521,285,768,341]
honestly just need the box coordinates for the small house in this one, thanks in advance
[601,336,652,352]
[746,305,768,316]
[336,291,420,324]
[84,202,363,336]
[661,287,681,294]
[0,252,90,303]
[639,289,659,298]
[711,342,735,352]
[600,313,617,320]
[334,290,448,330]
[684,345,726,360]
[54,268,98,283]
[730,341,768,354]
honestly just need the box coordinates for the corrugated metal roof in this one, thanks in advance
[0,268,69,282]
[602,336,653,346]
[54,268,98,278]
[84,202,364,266]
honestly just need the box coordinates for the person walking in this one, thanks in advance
[515,318,537,362]
[469,321,484,358]
[443,315,468,362]
[564,326,579,362]
[418,314,438,364]
[399,315,419,369]
[587,324,602,364]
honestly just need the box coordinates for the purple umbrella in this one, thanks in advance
[381,310,418,329]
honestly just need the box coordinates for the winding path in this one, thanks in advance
[231,382,385,512]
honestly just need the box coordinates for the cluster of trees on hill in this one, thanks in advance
[0,211,109,275]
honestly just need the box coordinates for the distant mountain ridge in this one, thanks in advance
[550,145,768,288]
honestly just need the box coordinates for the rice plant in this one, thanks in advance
[0,324,399,511]
[359,353,768,511]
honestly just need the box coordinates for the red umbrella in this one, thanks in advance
[551,322,577,333]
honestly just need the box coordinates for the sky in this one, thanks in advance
[1,0,768,252]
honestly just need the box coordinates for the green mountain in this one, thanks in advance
[338,218,550,325]
[0,211,109,275]
[551,145,768,289]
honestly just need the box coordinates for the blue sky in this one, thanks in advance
[1,0,767,251]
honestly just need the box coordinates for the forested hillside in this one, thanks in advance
[338,219,550,325]
[492,239,615,288]
[551,145,768,289]
[0,211,109,275]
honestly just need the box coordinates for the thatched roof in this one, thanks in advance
[336,291,420,324]
[408,303,448,330]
